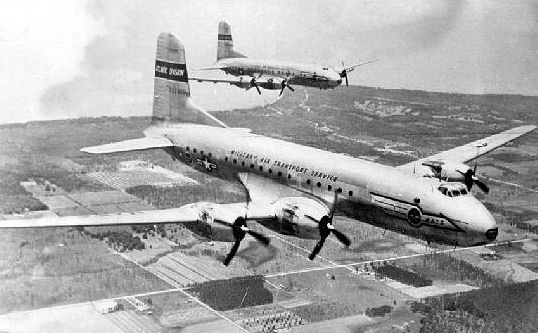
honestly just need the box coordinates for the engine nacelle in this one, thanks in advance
[421,160,470,183]
[192,202,245,241]
[258,79,282,91]
[268,197,330,239]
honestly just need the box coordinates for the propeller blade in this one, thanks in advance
[249,78,261,95]
[345,75,349,87]
[462,169,475,190]
[279,80,287,96]
[286,84,294,92]
[308,237,326,261]
[331,229,351,247]
[223,240,242,266]
[474,177,490,193]
[247,229,270,246]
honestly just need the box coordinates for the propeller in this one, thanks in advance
[218,216,270,266]
[340,61,349,87]
[248,77,261,95]
[214,201,270,266]
[308,193,351,261]
[279,79,295,96]
[459,165,489,193]
[338,59,378,87]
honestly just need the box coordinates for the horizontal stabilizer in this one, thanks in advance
[192,66,225,71]
[81,136,173,154]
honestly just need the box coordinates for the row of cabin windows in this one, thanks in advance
[187,149,355,198]
[223,155,354,197]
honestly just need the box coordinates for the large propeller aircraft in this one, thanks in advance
[190,21,376,95]
[1,33,535,267]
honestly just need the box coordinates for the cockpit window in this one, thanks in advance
[438,184,468,197]
[322,67,328,70]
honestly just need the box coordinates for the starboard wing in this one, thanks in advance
[0,202,277,229]
[398,125,536,171]
[0,206,199,228]
[80,136,173,154]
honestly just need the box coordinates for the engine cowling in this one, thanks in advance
[421,160,489,192]
[192,202,247,241]
[270,197,330,239]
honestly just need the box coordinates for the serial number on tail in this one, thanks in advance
[167,85,190,97]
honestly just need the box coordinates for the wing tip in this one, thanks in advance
[80,147,98,154]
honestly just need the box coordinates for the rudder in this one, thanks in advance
[153,33,227,127]
[217,21,246,61]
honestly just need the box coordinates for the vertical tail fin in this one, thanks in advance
[152,33,227,127]
[217,21,246,61]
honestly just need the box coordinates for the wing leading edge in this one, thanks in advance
[398,125,536,171]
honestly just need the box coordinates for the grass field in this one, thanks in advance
[0,227,170,314]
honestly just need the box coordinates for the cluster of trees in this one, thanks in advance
[419,307,499,333]
[365,305,393,317]
[397,252,501,289]
[413,279,538,332]
[189,275,272,311]
[374,263,432,287]
[88,230,145,252]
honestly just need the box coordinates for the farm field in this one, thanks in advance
[0,85,537,332]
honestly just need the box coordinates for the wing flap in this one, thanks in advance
[398,125,536,171]
[80,136,172,154]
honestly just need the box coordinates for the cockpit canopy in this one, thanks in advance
[438,182,469,197]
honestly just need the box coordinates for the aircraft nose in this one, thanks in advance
[471,204,497,242]
[450,197,497,243]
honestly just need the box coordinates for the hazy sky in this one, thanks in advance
[0,0,537,124]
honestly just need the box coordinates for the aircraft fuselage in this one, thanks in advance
[217,58,342,89]
[146,124,498,247]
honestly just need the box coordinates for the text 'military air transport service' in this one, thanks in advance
[191,22,377,95]
[1,32,535,266]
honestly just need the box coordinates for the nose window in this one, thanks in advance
[486,228,498,241]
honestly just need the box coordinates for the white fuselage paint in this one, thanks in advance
[145,124,498,246]
[217,58,343,89]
